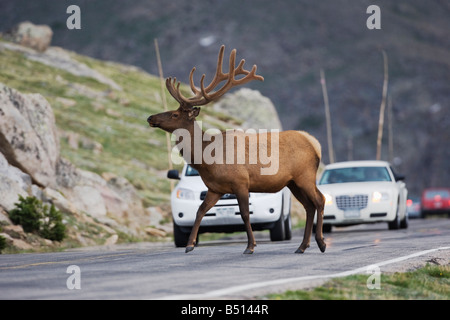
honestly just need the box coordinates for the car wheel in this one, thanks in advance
[173,221,190,247]
[314,223,332,233]
[400,210,409,229]
[270,211,285,241]
[323,224,332,233]
[388,199,400,230]
[284,213,292,240]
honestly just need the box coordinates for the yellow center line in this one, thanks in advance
[0,252,135,270]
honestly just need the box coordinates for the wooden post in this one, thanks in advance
[376,50,388,160]
[387,95,394,163]
[320,69,335,164]
[154,39,174,190]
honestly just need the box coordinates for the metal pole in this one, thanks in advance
[320,69,335,164]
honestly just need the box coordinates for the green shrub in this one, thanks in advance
[9,196,43,233]
[40,204,66,241]
[0,235,6,254]
[9,195,66,241]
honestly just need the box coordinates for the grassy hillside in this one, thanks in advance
[1,0,449,195]
[0,40,236,207]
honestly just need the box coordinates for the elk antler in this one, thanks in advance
[166,45,264,108]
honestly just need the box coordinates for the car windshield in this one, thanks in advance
[319,166,392,185]
[185,165,200,176]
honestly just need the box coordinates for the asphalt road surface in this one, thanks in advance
[0,218,448,300]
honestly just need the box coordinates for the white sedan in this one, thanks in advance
[317,161,408,232]
[168,164,292,247]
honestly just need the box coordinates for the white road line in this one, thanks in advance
[159,246,450,300]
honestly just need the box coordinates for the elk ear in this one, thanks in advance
[188,107,200,120]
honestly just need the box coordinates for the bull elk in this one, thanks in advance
[147,45,326,254]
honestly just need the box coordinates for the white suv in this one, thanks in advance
[168,164,292,247]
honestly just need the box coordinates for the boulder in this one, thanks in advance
[5,21,53,52]
[0,152,31,211]
[55,158,108,218]
[0,83,60,188]
[212,88,283,130]
[56,159,147,228]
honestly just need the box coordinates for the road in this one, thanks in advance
[0,219,448,300]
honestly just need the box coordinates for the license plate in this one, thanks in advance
[216,207,235,216]
[344,210,360,218]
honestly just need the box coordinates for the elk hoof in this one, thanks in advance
[185,246,195,253]
[295,243,310,254]
[318,241,326,253]
[243,248,254,254]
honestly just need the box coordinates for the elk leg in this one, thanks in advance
[288,182,314,253]
[185,190,222,253]
[314,187,326,253]
[298,203,315,253]
[236,190,256,254]
[293,184,326,253]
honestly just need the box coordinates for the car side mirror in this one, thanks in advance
[167,169,180,180]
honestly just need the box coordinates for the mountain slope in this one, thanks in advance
[1,0,449,195]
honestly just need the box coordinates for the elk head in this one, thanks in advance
[147,45,264,133]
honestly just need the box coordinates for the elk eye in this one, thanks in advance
[172,113,179,118]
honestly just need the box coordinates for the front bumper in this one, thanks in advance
[172,192,283,228]
[320,200,397,226]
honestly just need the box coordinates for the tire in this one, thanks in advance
[284,213,292,240]
[323,224,332,233]
[400,210,409,229]
[313,223,332,233]
[173,221,190,247]
[270,211,285,241]
[388,199,400,230]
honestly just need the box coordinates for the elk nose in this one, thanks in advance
[147,116,152,123]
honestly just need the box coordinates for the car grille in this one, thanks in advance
[336,195,368,210]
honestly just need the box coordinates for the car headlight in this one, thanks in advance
[176,188,195,200]
[372,191,389,203]
[323,193,333,206]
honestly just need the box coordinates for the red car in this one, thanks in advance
[421,188,450,217]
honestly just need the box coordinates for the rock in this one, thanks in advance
[105,175,145,216]
[212,88,283,130]
[5,21,53,52]
[11,238,34,250]
[55,158,146,227]
[0,207,12,225]
[58,130,103,154]
[55,97,76,107]
[146,207,164,227]
[0,83,60,188]
[145,227,166,238]
[0,233,13,245]
[55,160,108,218]
[2,225,26,240]
[0,152,31,211]
[0,83,148,247]
[43,187,79,216]
[0,232,34,250]
[104,234,119,246]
